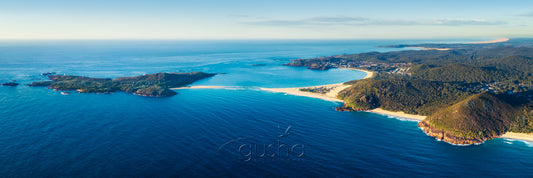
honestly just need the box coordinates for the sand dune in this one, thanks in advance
[466,38,509,44]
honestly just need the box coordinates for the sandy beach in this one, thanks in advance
[260,83,349,102]
[338,68,375,79]
[499,132,533,142]
[368,108,426,121]
[466,37,509,44]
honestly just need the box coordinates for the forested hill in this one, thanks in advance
[28,72,216,97]
[287,38,533,145]
[285,46,533,71]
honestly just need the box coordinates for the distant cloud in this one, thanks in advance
[519,12,533,17]
[430,18,504,26]
[242,16,369,26]
[228,14,251,18]
[240,16,505,26]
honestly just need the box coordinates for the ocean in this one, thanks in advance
[1,39,533,177]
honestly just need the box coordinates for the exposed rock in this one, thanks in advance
[335,104,369,112]
[418,121,487,145]
[1,82,19,86]
[41,72,56,76]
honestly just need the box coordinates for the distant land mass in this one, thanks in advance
[29,72,216,97]
[1,82,19,86]
[285,38,533,145]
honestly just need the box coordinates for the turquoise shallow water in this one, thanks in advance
[1,39,533,177]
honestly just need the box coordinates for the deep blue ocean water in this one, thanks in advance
[1,39,533,177]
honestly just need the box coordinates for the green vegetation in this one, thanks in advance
[299,87,331,94]
[29,72,216,97]
[339,76,474,115]
[288,39,533,144]
[420,93,516,143]
[508,93,533,133]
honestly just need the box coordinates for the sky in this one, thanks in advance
[1,0,532,39]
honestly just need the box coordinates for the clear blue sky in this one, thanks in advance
[1,0,532,39]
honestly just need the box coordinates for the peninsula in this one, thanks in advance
[283,38,533,145]
[29,72,216,97]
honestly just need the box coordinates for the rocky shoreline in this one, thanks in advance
[418,121,487,145]
[335,104,368,112]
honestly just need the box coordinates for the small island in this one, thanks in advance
[28,72,216,97]
[1,82,19,86]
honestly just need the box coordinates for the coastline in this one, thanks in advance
[173,68,533,144]
[338,68,375,79]
[404,38,509,51]
[261,68,426,120]
[260,83,348,102]
[368,108,426,121]
[499,132,533,142]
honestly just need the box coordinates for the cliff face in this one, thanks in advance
[418,92,516,145]
[418,121,488,145]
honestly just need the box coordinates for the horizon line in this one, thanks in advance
[0,37,518,41]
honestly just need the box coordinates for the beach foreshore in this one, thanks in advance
[500,132,533,142]
[368,108,426,121]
